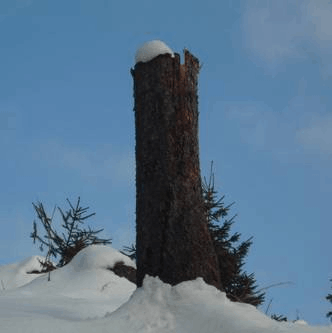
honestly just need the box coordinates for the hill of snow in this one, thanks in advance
[0,245,330,333]
[0,255,49,290]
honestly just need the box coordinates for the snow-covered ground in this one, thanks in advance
[0,245,330,333]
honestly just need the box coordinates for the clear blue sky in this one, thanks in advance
[0,0,331,325]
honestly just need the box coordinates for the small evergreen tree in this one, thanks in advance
[202,162,265,306]
[121,243,136,261]
[327,279,332,321]
[123,162,264,306]
[31,197,112,268]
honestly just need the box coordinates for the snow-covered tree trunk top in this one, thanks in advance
[135,40,174,64]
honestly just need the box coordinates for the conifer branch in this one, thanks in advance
[31,197,111,268]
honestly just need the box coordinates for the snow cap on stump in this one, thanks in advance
[135,40,174,64]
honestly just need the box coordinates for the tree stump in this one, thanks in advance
[131,49,221,289]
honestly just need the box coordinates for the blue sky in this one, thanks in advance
[0,0,331,325]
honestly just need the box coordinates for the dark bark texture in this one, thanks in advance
[132,50,221,289]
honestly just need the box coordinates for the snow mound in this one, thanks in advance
[15,245,136,298]
[0,246,136,321]
[135,40,174,64]
[69,244,136,272]
[107,276,331,333]
[293,319,308,325]
[0,255,48,290]
[0,247,331,333]
[0,245,136,294]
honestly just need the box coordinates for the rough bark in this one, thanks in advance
[132,50,221,289]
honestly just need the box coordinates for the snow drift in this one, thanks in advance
[0,245,330,333]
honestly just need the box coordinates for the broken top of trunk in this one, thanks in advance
[132,45,221,290]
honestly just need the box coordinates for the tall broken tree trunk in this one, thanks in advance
[132,49,221,289]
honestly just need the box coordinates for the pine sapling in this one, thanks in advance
[31,197,112,269]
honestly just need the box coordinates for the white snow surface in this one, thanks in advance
[0,255,51,290]
[135,40,174,64]
[0,244,330,333]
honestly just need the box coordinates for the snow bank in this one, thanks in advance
[15,245,136,299]
[108,276,270,332]
[0,255,48,290]
[0,245,136,294]
[107,276,332,333]
[0,245,136,323]
[0,246,331,333]
[69,244,136,272]
[135,40,174,64]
